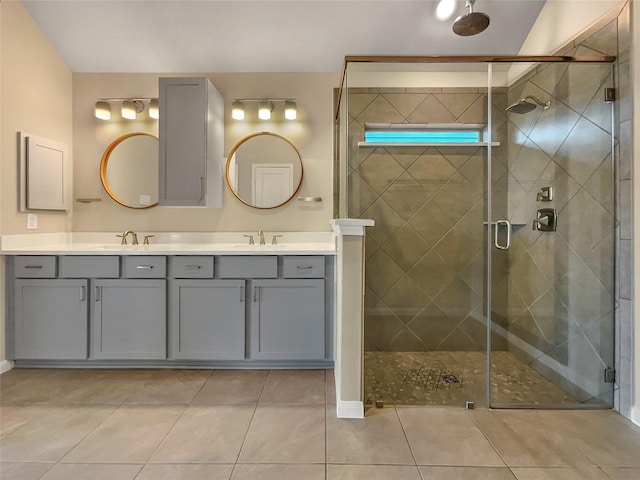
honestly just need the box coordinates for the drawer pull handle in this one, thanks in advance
[185,265,202,269]
[95,286,101,301]
[297,265,313,269]
[80,286,86,301]
[136,265,154,270]
[240,285,244,302]
[24,265,43,269]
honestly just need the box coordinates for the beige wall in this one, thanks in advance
[1,0,73,236]
[0,1,73,366]
[72,72,338,233]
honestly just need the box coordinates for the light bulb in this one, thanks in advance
[121,100,137,120]
[258,101,271,120]
[148,98,159,119]
[95,101,111,120]
[232,101,245,120]
[284,101,297,120]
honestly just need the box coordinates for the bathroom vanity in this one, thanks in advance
[3,234,335,369]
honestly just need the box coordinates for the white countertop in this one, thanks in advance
[0,232,336,256]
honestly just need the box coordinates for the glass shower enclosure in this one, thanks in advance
[335,55,616,408]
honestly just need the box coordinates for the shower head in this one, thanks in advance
[505,95,551,114]
[452,0,490,36]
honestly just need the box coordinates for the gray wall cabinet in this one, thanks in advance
[169,279,245,360]
[250,279,325,360]
[159,77,224,207]
[14,279,88,360]
[91,279,166,360]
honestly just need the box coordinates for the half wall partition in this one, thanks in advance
[335,54,615,408]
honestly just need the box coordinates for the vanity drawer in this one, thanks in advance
[59,256,119,278]
[169,256,214,278]
[217,256,277,278]
[14,256,57,278]
[123,256,166,278]
[282,256,325,278]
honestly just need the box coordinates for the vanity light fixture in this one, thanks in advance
[284,100,297,120]
[148,98,159,119]
[232,100,245,120]
[94,101,111,120]
[258,101,272,120]
[231,98,297,121]
[94,98,159,121]
[121,100,141,120]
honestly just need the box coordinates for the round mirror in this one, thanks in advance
[100,132,159,209]
[226,132,303,209]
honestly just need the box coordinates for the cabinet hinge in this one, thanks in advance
[605,88,616,102]
[604,368,616,383]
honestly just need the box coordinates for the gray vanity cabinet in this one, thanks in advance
[91,279,166,360]
[14,279,89,360]
[159,77,224,208]
[168,279,245,360]
[250,279,325,360]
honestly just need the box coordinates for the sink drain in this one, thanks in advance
[441,374,460,385]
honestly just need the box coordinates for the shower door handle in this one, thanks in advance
[494,220,511,250]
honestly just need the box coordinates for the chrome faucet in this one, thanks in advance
[117,230,139,245]
[257,230,266,245]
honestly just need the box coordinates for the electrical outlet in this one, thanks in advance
[27,213,38,230]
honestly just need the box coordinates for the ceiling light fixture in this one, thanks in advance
[435,0,457,21]
[231,98,297,121]
[94,98,158,121]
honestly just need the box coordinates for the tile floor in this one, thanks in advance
[1,368,640,480]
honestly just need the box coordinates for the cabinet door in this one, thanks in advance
[159,77,223,207]
[92,279,166,360]
[251,279,325,360]
[14,279,88,360]
[169,280,245,360]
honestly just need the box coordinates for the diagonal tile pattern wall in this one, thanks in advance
[505,28,617,403]
[347,87,508,354]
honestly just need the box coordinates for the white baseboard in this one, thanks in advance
[631,405,640,427]
[0,360,15,374]
[336,400,364,418]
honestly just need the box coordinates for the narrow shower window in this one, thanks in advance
[361,123,485,146]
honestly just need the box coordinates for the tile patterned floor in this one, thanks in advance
[365,351,578,407]
[1,368,639,480]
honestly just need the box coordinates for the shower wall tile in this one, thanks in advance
[617,2,630,63]
[618,240,632,300]
[580,19,618,56]
[619,120,632,180]
[618,299,633,361]
[617,60,632,122]
[619,179,632,239]
[382,224,430,272]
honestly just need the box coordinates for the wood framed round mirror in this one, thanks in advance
[226,132,303,209]
[100,132,159,209]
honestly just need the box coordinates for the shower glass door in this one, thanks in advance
[489,60,615,407]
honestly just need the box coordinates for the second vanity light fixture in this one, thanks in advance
[95,98,159,121]
[232,99,297,121]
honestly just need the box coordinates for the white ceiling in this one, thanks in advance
[21,0,549,73]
